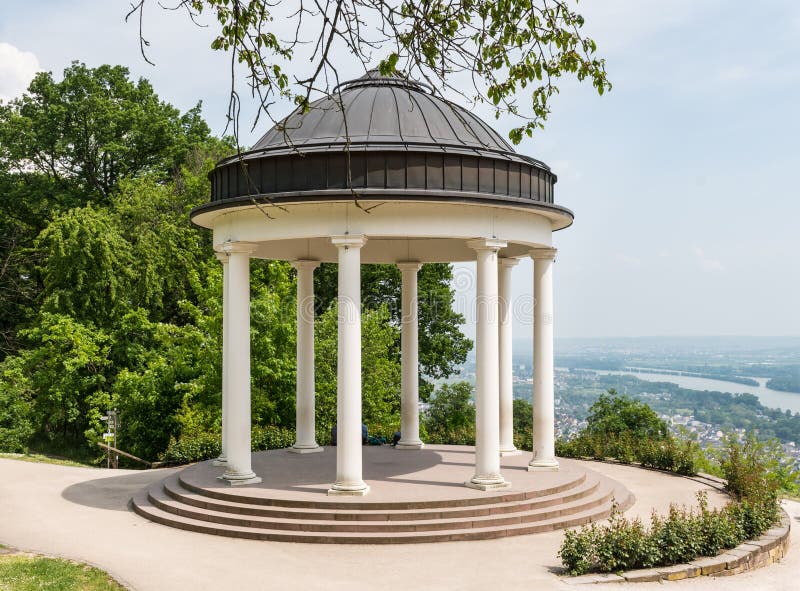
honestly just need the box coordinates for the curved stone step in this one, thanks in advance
[163,473,602,521]
[176,469,588,510]
[146,478,619,533]
[132,485,634,543]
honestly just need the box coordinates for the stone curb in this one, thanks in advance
[565,509,790,584]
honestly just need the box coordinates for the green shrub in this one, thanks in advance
[251,425,296,451]
[594,505,655,572]
[719,432,780,501]
[650,504,703,565]
[161,425,296,465]
[425,426,476,446]
[696,493,741,556]
[556,432,700,476]
[0,357,36,453]
[559,475,781,575]
[559,523,601,576]
[161,431,221,465]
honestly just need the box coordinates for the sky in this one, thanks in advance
[1,1,798,339]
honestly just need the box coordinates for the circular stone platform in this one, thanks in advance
[132,445,633,543]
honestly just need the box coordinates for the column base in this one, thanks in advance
[527,459,560,472]
[218,472,262,486]
[465,479,512,492]
[288,445,325,454]
[327,484,370,496]
[211,456,228,466]
[499,448,521,457]
[395,441,424,450]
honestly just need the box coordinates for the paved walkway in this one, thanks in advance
[0,457,795,591]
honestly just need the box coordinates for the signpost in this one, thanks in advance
[100,409,119,469]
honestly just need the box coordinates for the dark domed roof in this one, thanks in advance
[252,71,516,156]
[193,71,572,228]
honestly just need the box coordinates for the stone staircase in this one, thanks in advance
[131,465,633,543]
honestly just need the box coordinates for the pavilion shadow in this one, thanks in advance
[62,467,178,512]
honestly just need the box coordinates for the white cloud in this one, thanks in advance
[693,247,724,272]
[0,43,40,103]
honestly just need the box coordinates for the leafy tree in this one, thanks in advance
[250,261,298,428]
[130,0,609,145]
[0,61,475,464]
[585,389,668,440]
[0,62,211,203]
[0,356,35,452]
[315,304,401,437]
[513,397,533,437]
[0,63,220,360]
[35,205,134,325]
[424,381,475,437]
[15,313,112,455]
[315,263,471,401]
[716,431,799,499]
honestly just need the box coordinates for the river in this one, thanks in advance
[590,370,800,414]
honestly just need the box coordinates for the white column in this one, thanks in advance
[290,260,323,453]
[328,235,369,496]
[498,258,520,456]
[220,242,261,486]
[212,252,230,466]
[465,239,511,491]
[529,247,559,471]
[396,262,424,450]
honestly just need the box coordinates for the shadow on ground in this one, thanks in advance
[62,468,177,512]
[189,447,447,492]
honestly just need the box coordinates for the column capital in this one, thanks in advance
[291,259,321,271]
[215,241,258,255]
[499,257,521,269]
[215,252,229,264]
[530,247,557,261]
[331,235,367,249]
[397,261,423,272]
[467,238,507,252]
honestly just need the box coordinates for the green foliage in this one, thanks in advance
[16,313,112,454]
[133,1,609,144]
[249,261,297,427]
[765,366,800,394]
[557,390,701,476]
[560,488,780,576]
[559,435,785,577]
[512,398,533,451]
[586,389,668,440]
[0,62,472,466]
[0,357,34,452]
[559,523,601,576]
[0,554,126,591]
[315,304,401,434]
[716,431,792,502]
[36,206,134,324]
[160,425,295,465]
[314,263,472,401]
[581,373,800,445]
[424,382,476,444]
[0,63,222,361]
[0,62,211,202]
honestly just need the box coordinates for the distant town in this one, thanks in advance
[443,336,800,467]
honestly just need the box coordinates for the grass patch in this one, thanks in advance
[0,453,94,468]
[0,554,126,591]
